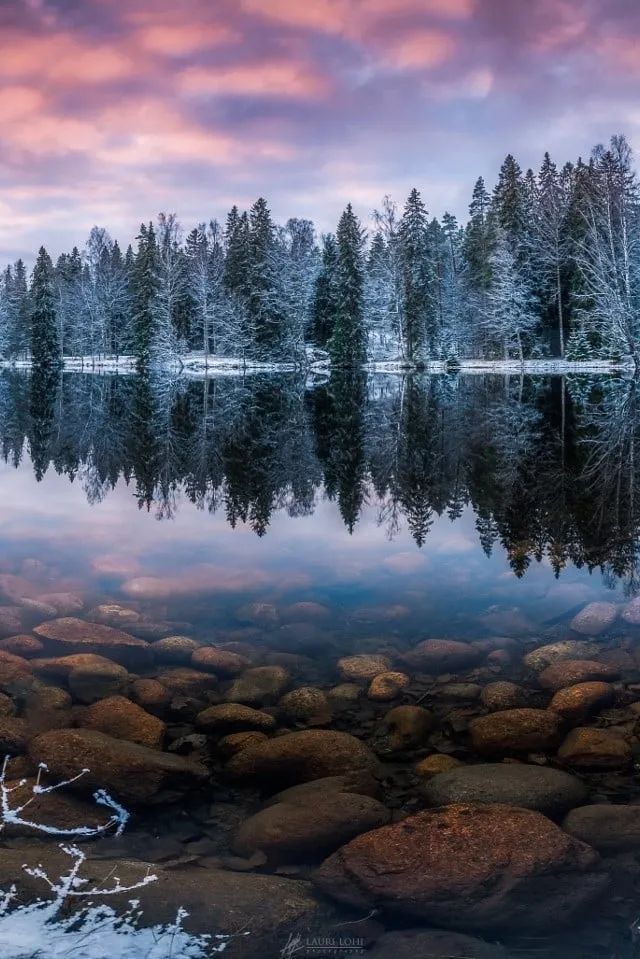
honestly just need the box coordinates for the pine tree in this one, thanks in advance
[247,197,284,357]
[331,204,366,367]
[482,233,538,361]
[130,223,159,370]
[536,152,570,356]
[30,247,61,368]
[312,233,339,348]
[493,154,526,247]
[398,188,432,361]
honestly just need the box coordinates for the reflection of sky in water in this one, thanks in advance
[0,455,617,646]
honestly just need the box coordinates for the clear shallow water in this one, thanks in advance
[2,370,640,958]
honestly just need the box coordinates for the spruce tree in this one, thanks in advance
[331,204,366,367]
[30,247,61,368]
[131,223,159,370]
[311,234,339,348]
[398,188,432,361]
[247,197,284,357]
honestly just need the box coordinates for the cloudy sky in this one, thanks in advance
[1,0,639,262]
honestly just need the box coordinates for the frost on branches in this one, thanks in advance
[0,758,231,959]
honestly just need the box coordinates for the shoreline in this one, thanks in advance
[0,355,633,377]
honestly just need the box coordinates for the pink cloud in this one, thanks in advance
[384,28,457,69]
[180,59,331,99]
[137,22,239,56]
[0,31,135,85]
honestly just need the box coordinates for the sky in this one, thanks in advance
[1,0,640,263]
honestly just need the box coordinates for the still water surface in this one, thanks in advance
[2,370,640,958]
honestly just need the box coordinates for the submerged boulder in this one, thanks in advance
[313,803,607,933]
[226,729,378,787]
[29,728,208,804]
[421,762,588,817]
[33,617,151,668]
[570,602,619,636]
[233,792,390,864]
[469,708,564,754]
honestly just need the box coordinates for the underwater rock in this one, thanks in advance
[469,708,564,754]
[313,803,607,933]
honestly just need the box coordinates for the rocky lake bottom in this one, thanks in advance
[0,371,640,958]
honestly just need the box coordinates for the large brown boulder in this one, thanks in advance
[78,695,166,749]
[557,727,633,770]
[29,728,208,804]
[563,804,640,853]
[570,602,618,636]
[548,682,614,723]
[32,653,130,703]
[313,804,607,933]
[225,666,290,705]
[421,763,588,817]
[370,705,433,757]
[404,639,480,673]
[191,646,249,676]
[226,729,378,787]
[196,702,276,733]
[1,777,111,837]
[0,847,337,959]
[538,659,620,691]
[0,649,33,693]
[469,708,564,754]
[33,618,151,668]
[233,792,390,864]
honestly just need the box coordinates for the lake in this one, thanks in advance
[1,369,640,958]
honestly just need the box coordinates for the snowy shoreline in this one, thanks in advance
[0,355,633,377]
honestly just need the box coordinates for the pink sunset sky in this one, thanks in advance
[1,0,638,262]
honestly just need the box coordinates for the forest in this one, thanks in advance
[4,367,639,590]
[1,134,639,369]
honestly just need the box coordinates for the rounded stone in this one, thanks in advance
[538,660,620,692]
[0,692,16,717]
[265,772,381,805]
[367,671,410,702]
[233,793,391,864]
[191,646,250,676]
[217,731,269,757]
[548,682,615,723]
[337,655,391,682]
[622,597,640,626]
[313,803,607,933]
[570,602,619,636]
[68,659,129,704]
[558,727,633,770]
[130,678,172,714]
[370,705,433,757]
[196,703,276,733]
[0,717,30,754]
[156,668,218,697]
[436,683,482,700]
[225,666,290,706]
[153,636,200,664]
[523,641,600,672]
[78,694,166,749]
[33,617,151,668]
[278,687,332,725]
[480,681,526,711]
[404,639,480,673]
[414,754,463,779]
[328,683,361,702]
[562,804,640,853]
[226,729,379,787]
[421,762,588,817]
[0,635,44,658]
[1,777,113,838]
[469,709,564,755]
[29,728,209,804]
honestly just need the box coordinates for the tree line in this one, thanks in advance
[6,367,640,589]
[2,134,639,368]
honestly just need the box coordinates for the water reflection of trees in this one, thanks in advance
[2,370,640,587]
